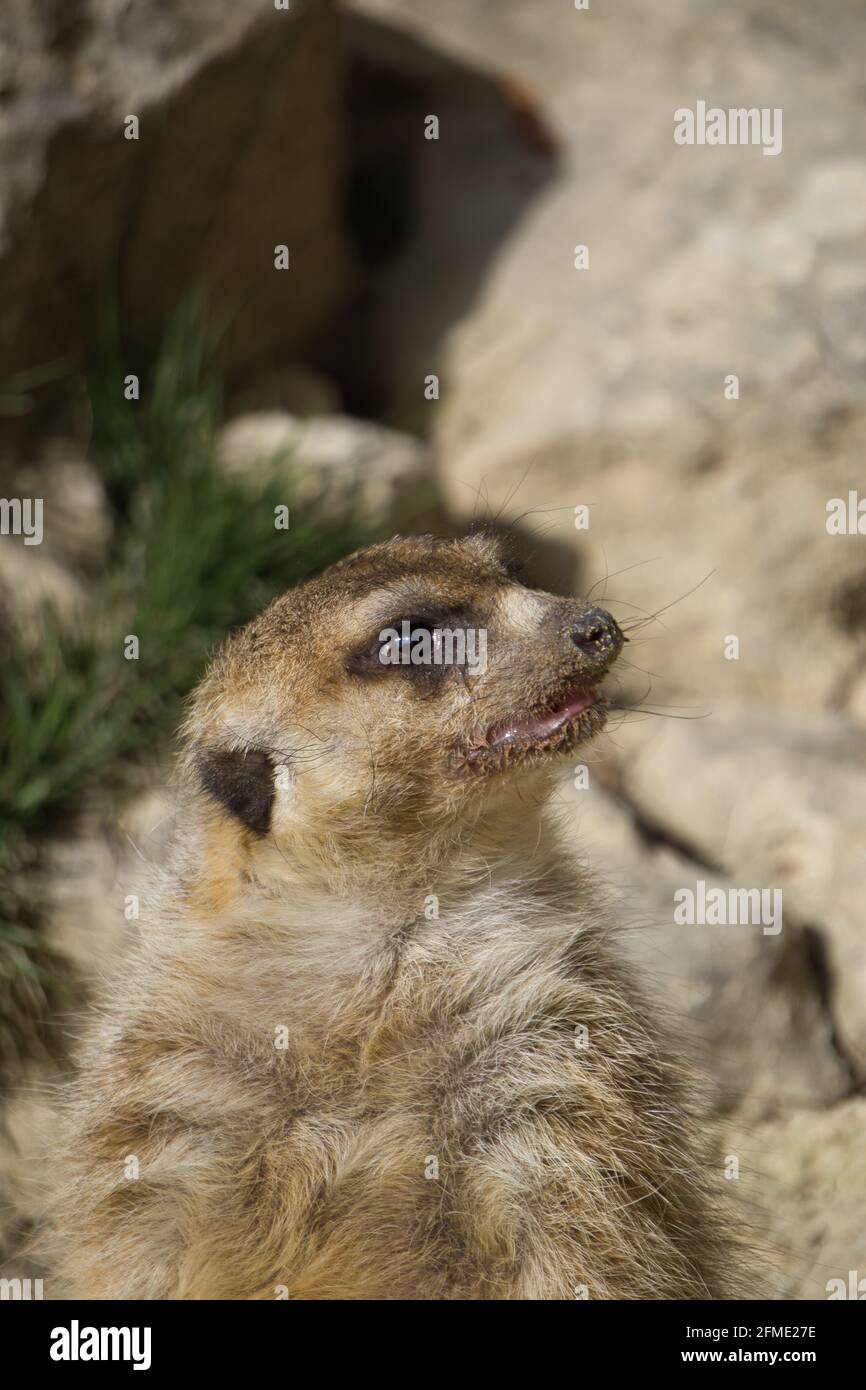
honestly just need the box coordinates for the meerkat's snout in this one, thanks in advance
[459,590,624,772]
[569,605,623,663]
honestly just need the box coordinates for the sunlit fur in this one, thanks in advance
[51,534,747,1299]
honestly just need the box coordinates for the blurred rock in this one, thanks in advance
[0,539,89,643]
[0,444,111,640]
[618,708,866,1065]
[19,445,113,571]
[846,670,866,729]
[557,782,852,1118]
[0,0,352,391]
[216,410,435,526]
[354,0,866,714]
[727,1098,866,1300]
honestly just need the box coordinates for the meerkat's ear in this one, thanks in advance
[462,527,511,571]
[198,746,276,835]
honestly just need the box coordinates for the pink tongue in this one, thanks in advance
[489,689,597,748]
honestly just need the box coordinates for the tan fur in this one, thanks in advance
[51,534,748,1299]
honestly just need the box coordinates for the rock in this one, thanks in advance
[0,0,353,392]
[18,445,113,571]
[0,444,112,640]
[556,761,862,1298]
[0,538,89,643]
[794,160,866,240]
[846,669,866,729]
[727,1098,866,1299]
[216,410,435,526]
[352,0,866,715]
[556,781,852,1117]
[619,707,866,1064]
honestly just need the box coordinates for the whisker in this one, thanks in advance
[493,464,535,523]
[615,656,666,681]
[608,705,711,722]
[618,571,717,635]
[585,556,662,601]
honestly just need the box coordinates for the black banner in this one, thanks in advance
[4,1299,860,1375]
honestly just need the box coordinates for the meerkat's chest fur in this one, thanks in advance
[55,873,737,1300]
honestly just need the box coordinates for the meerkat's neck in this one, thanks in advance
[174,770,574,938]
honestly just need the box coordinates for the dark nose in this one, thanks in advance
[570,607,623,661]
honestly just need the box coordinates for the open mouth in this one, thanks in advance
[460,686,606,769]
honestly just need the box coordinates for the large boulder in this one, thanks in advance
[728,1098,866,1300]
[558,783,853,1118]
[0,0,352,396]
[620,707,866,1066]
[354,0,866,715]
[216,410,438,526]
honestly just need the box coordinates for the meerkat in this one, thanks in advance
[52,531,747,1300]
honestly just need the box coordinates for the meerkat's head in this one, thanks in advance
[181,533,623,896]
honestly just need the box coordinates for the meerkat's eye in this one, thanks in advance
[347,614,455,677]
[384,618,437,658]
[375,618,438,669]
